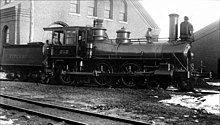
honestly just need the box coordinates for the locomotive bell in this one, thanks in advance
[116,27,131,44]
[92,19,107,40]
[93,19,103,28]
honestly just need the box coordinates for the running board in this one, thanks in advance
[62,71,154,77]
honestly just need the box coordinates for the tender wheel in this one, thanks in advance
[93,62,113,87]
[119,63,141,88]
[6,72,15,81]
[17,71,27,81]
[28,71,39,82]
[39,72,50,84]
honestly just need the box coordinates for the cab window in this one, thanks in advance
[66,30,77,45]
[52,31,64,45]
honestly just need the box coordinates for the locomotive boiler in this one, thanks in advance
[0,14,194,91]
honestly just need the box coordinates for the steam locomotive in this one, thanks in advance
[0,14,195,91]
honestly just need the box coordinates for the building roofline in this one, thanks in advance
[194,19,220,41]
[130,0,160,35]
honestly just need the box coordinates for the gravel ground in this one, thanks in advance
[0,81,219,125]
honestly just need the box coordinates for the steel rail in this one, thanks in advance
[0,102,86,125]
[0,94,150,125]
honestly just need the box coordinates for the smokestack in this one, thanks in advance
[169,14,179,41]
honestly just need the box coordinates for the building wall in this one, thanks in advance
[192,20,220,78]
[17,2,31,44]
[0,2,31,45]
[32,1,159,42]
[0,6,17,45]
[0,0,160,56]
[1,0,159,42]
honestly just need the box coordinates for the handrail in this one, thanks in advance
[172,53,187,71]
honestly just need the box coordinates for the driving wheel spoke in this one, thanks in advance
[120,63,141,88]
[93,62,113,87]
[58,65,74,85]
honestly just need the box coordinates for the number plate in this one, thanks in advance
[59,50,69,54]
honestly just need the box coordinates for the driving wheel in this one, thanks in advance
[93,62,113,87]
[119,63,141,88]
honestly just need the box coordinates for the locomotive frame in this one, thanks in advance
[0,14,197,91]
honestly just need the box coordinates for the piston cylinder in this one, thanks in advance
[116,27,131,44]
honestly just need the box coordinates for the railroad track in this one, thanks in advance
[0,94,150,125]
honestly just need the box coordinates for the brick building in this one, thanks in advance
[0,0,160,50]
[192,20,220,78]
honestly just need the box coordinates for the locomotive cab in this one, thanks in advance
[42,26,94,83]
[43,26,93,58]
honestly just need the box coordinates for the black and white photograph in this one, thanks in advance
[0,0,219,124]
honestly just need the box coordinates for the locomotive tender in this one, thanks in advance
[0,14,194,91]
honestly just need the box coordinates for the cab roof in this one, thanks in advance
[43,26,92,31]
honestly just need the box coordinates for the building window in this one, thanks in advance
[2,26,10,44]
[119,0,127,22]
[70,0,80,14]
[6,28,9,43]
[4,0,12,4]
[104,0,113,19]
[88,0,97,17]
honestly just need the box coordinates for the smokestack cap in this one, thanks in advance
[169,14,179,17]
